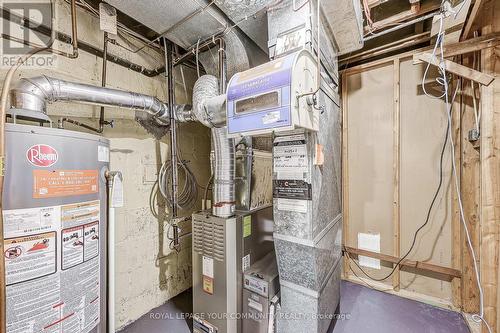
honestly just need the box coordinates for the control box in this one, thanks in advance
[226,50,319,137]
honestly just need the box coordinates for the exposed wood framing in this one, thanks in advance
[479,1,500,332]
[451,75,463,309]
[460,57,481,313]
[392,59,401,291]
[340,32,431,66]
[461,0,486,40]
[413,33,500,64]
[344,246,462,281]
[414,53,495,86]
[365,2,441,34]
[341,73,350,279]
[343,33,500,74]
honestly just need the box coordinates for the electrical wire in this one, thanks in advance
[158,158,198,211]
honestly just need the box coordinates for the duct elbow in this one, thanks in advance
[192,75,226,127]
[10,76,53,114]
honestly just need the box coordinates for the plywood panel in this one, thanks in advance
[346,64,395,282]
[399,59,452,300]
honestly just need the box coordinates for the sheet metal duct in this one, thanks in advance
[213,0,272,52]
[106,0,268,78]
[321,0,364,55]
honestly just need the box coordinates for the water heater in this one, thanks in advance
[226,50,319,137]
[2,123,109,333]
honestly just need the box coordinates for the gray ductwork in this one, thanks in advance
[10,75,171,124]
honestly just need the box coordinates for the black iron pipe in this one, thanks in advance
[0,7,165,77]
[98,33,113,132]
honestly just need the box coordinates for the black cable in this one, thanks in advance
[348,106,450,282]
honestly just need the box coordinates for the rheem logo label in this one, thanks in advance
[26,144,58,167]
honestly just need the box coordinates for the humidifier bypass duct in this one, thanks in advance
[192,74,235,218]
[10,75,171,123]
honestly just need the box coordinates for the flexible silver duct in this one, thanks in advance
[192,74,234,217]
[211,127,235,218]
[192,75,226,127]
[10,75,170,123]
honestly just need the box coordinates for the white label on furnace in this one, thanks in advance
[98,145,110,162]
[242,254,251,272]
[273,135,308,174]
[202,256,214,278]
[262,111,281,125]
[276,198,308,213]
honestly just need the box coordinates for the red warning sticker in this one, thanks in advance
[33,170,99,198]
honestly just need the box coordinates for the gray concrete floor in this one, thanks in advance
[120,280,470,333]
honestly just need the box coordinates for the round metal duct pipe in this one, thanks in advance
[10,75,171,124]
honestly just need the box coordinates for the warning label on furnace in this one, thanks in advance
[3,200,101,333]
[273,179,312,200]
[33,170,99,199]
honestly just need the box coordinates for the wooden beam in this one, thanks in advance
[341,73,350,279]
[415,53,495,86]
[343,33,500,75]
[392,59,401,291]
[413,32,500,64]
[344,246,462,280]
[365,2,440,34]
[461,0,486,40]
[340,32,431,66]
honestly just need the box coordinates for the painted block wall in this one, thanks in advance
[0,0,210,330]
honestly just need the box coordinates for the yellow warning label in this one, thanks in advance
[243,215,252,238]
[203,276,214,295]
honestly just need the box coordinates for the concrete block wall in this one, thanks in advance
[0,0,211,330]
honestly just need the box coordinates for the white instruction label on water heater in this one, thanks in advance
[98,145,110,162]
[3,200,101,333]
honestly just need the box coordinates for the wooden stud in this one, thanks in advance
[341,73,350,280]
[344,246,462,280]
[451,74,463,309]
[479,1,500,332]
[392,59,401,291]
[460,56,481,314]
[415,53,495,86]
